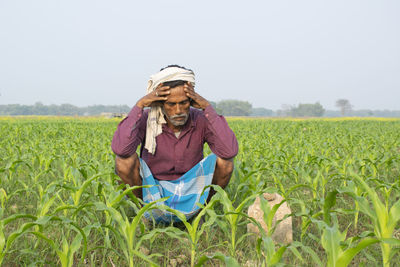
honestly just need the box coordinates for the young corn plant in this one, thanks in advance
[195,252,240,267]
[0,213,40,265]
[259,193,288,239]
[0,189,7,218]
[0,217,35,265]
[313,217,379,267]
[2,159,31,183]
[250,192,293,266]
[212,185,257,256]
[164,198,219,267]
[255,235,290,267]
[96,196,168,267]
[28,216,90,267]
[65,171,105,207]
[88,183,149,254]
[36,183,58,218]
[342,173,400,267]
[316,189,381,267]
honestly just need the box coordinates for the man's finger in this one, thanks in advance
[158,86,170,91]
[155,90,171,96]
[186,81,194,89]
[184,86,195,95]
[185,91,196,99]
[156,83,170,90]
[183,83,192,90]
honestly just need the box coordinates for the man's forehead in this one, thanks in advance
[165,96,189,104]
[165,86,189,102]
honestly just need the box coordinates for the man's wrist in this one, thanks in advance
[135,100,144,109]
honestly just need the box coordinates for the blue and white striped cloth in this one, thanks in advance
[140,153,217,223]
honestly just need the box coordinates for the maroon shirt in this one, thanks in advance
[111,105,238,180]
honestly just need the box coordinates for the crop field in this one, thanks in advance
[1,116,400,266]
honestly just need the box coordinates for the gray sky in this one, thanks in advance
[0,0,399,110]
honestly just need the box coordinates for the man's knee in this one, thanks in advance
[216,157,234,177]
[213,157,234,189]
[115,153,139,177]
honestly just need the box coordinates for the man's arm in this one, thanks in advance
[111,106,147,157]
[203,105,239,159]
[111,83,171,157]
[183,83,239,159]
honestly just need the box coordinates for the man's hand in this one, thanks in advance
[183,82,210,110]
[136,83,170,109]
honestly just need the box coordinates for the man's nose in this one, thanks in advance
[175,104,182,114]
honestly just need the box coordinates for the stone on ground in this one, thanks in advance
[247,192,293,244]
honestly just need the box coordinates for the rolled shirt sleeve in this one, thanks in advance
[111,105,147,157]
[203,105,239,159]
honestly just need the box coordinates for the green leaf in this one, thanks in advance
[195,252,240,267]
[336,237,379,266]
[35,216,53,225]
[296,243,323,267]
[287,242,304,263]
[2,214,37,226]
[321,223,345,267]
[270,245,287,265]
[29,231,58,251]
[388,198,400,230]
[381,238,400,246]
[73,173,103,206]
[323,190,338,225]
[0,222,5,262]
[6,222,37,251]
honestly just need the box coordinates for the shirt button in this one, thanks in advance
[206,114,209,117]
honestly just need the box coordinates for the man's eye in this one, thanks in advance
[167,103,175,107]
[180,100,189,105]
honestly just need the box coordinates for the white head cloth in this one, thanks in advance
[145,66,195,154]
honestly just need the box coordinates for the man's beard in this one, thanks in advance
[162,109,189,126]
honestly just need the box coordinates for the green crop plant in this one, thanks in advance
[0,215,36,265]
[66,173,103,207]
[319,221,379,267]
[212,185,257,256]
[0,189,7,218]
[312,189,380,267]
[255,235,289,266]
[28,216,90,267]
[343,174,400,267]
[163,198,219,267]
[195,252,240,266]
[96,195,169,267]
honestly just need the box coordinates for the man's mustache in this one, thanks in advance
[170,114,188,120]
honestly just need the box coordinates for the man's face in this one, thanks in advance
[162,85,190,127]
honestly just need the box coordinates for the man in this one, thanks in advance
[111,65,238,222]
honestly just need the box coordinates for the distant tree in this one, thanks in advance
[251,107,274,117]
[335,99,352,116]
[276,104,294,117]
[33,102,49,115]
[277,103,324,117]
[217,100,252,116]
[59,104,78,116]
[287,102,325,117]
[208,101,222,114]
[0,103,133,116]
